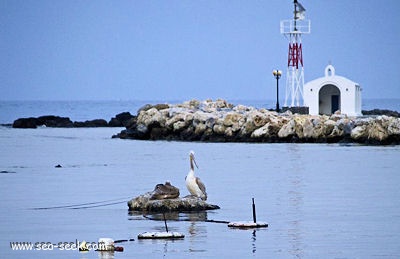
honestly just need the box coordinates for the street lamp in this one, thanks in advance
[272,69,282,112]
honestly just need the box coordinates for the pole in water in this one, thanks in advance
[252,198,257,223]
[163,212,169,233]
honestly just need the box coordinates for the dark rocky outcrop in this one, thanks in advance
[108,112,135,127]
[37,115,74,127]
[73,119,108,127]
[362,109,400,118]
[13,116,73,128]
[12,113,135,128]
[12,117,39,128]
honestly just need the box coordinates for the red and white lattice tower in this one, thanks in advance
[280,0,310,107]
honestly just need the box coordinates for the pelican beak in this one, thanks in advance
[193,155,199,169]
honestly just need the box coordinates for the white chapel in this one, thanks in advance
[303,65,362,116]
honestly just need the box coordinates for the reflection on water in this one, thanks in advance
[184,211,208,222]
[98,251,114,259]
[128,211,208,222]
[287,145,305,258]
[187,212,208,253]
[252,230,256,254]
[79,249,115,259]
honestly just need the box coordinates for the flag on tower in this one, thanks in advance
[294,0,306,20]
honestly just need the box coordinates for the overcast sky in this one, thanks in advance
[1,0,399,101]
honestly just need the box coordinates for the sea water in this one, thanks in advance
[0,100,400,258]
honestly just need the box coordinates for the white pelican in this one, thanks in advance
[185,151,207,201]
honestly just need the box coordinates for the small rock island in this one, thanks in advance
[127,182,220,212]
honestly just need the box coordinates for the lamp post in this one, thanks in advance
[272,69,282,112]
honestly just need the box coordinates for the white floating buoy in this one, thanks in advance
[228,198,268,229]
[98,238,115,251]
[137,231,185,239]
[228,221,268,228]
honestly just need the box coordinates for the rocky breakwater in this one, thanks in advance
[114,99,400,145]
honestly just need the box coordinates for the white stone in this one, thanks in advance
[251,124,270,138]
[278,119,296,138]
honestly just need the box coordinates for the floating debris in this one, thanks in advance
[228,221,268,229]
[137,232,185,240]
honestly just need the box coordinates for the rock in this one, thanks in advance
[251,112,268,128]
[173,121,187,132]
[213,124,226,135]
[138,108,166,128]
[13,116,74,128]
[223,112,243,127]
[109,112,135,127]
[137,104,153,114]
[388,117,400,135]
[251,124,269,138]
[362,109,400,118]
[127,193,220,212]
[108,117,123,127]
[278,119,296,138]
[193,111,215,126]
[13,113,135,129]
[293,116,307,138]
[322,120,336,135]
[37,115,73,127]
[73,119,108,127]
[13,117,38,128]
[367,120,388,142]
[301,117,316,138]
[194,123,207,136]
[351,125,367,140]
[184,99,201,109]
[153,103,170,111]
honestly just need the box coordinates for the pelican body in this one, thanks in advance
[185,151,207,201]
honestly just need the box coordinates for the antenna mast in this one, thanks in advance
[280,0,310,107]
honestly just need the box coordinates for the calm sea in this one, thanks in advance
[0,99,400,258]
